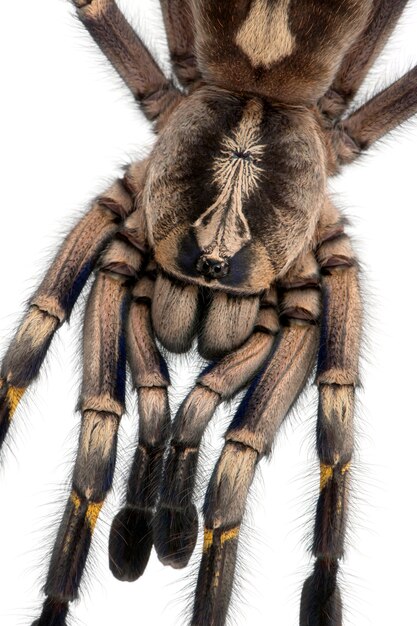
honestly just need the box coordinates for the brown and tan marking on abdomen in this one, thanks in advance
[193,99,264,260]
[236,0,295,68]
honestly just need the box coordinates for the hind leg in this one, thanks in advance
[72,0,182,123]
[320,0,409,120]
[160,0,201,87]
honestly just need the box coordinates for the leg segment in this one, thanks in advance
[192,320,319,626]
[33,234,144,625]
[320,0,410,119]
[191,259,321,626]
[154,289,279,569]
[72,0,182,124]
[300,234,362,626]
[160,0,200,88]
[343,65,417,151]
[0,168,139,451]
[330,65,417,165]
[109,267,171,582]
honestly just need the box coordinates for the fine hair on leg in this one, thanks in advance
[109,265,172,582]
[300,229,362,626]
[32,231,145,625]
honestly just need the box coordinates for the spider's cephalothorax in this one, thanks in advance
[1,1,416,625]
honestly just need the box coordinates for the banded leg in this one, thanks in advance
[160,0,200,87]
[300,233,362,626]
[154,289,279,569]
[109,267,171,582]
[0,166,140,451]
[191,263,321,626]
[72,0,182,124]
[33,235,144,625]
[193,321,319,626]
[320,0,410,119]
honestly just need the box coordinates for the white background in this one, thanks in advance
[1,1,417,625]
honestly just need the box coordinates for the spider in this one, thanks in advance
[1,1,416,625]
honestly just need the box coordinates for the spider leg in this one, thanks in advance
[154,289,279,569]
[338,65,417,162]
[300,233,361,626]
[71,0,183,125]
[32,233,145,626]
[160,0,201,88]
[191,256,321,626]
[0,165,143,452]
[109,265,171,582]
[320,0,409,120]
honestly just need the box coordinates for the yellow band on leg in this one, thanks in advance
[6,387,26,420]
[203,526,240,552]
[70,491,103,530]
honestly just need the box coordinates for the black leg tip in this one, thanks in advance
[300,560,342,626]
[153,504,198,569]
[32,599,68,626]
[109,506,153,582]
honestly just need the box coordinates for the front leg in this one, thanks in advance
[300,230,362,625]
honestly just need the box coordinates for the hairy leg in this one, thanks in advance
[191,256,321,626]
[300,232,362,626]
[154,289,279,569]
[109,265,171,582]
[320,0,410,119]
[32,230,145,625]
[0,163,146,451]
[160,0,200,87]
[72,0,182,124]
[330,65,417,166]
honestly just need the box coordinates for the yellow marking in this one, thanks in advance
[203,528,214,552]
[320,464,334,491]
[7,387,26,420]
[70,491,103,530]
[86,501,103,530]
[341,462,351,475]
[71,491,82,511]
[203,526,240,552]
[220,527,240,545]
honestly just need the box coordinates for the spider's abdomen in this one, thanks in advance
[192,0,373,104]
[145,86,326,296]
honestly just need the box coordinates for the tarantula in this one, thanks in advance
[1,1,416,624]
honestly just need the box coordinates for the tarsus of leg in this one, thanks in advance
[153,291,279,570]
[192,322,319,626]
[320,0,410,120]
[109,267,172,582]
[33,233,145,626]
[0,172,137,452]
[72,0,183,124]
[300,232,362,626]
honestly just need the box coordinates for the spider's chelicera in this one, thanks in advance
[1,1,416,625]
